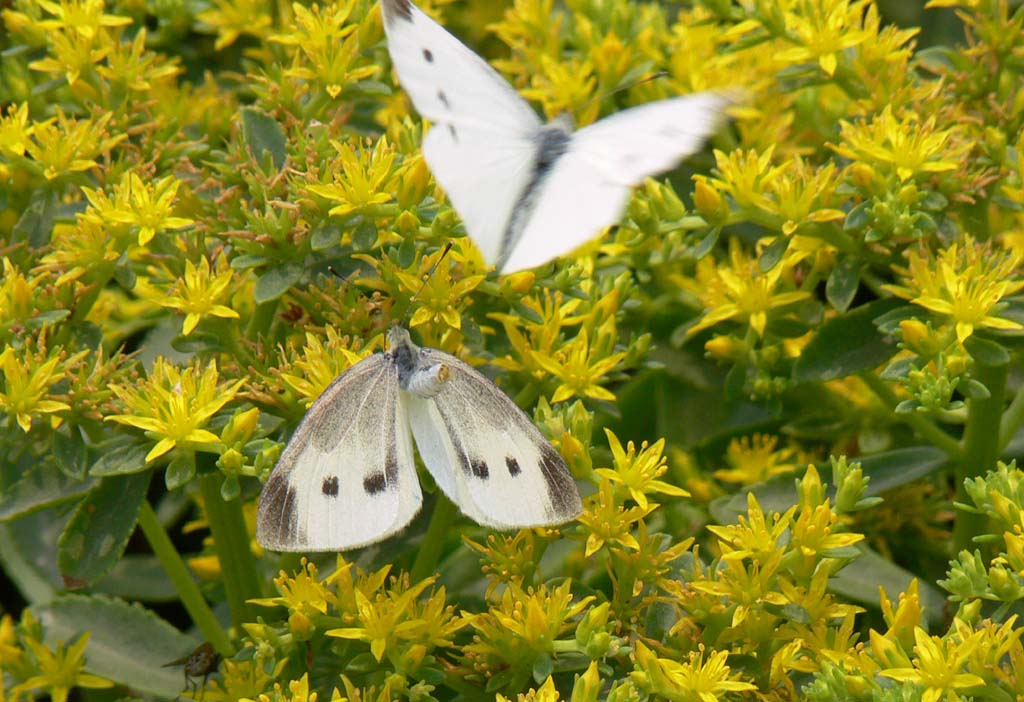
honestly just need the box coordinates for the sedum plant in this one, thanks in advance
[1,0,1024,700]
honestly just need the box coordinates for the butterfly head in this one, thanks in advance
[387,324,415,351]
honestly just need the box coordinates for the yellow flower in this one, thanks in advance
[11,632,114,702]
[534,324,627,403]
[306,137,403,218]
[197,0,273,50]
[280,326,382,407]
[595,429,689,509]
[250,558,338,618]
[271,1,376,99]
[327,572,465,665]
[106,358,244,462]
[394,249,486,335]
[157,256,240,336]
[713,433,805,485]
[831,106,967,184]
[882,240,1024,343]
[879,627,986,702]
[101,172,193,245]
[34,0,131,39]
[577,480,656,557]
[632,641,757,701]
[0,346,75,432]
[0,103,32,157]
[22,109,125,181]
[773,0,871,76]
[679,238,811,338]
[497,675,561,702]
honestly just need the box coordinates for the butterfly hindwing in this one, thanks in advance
[256,354,421,551]
[404,349,582,529]
[570,92,732,185]
[499,93,731,272]
[379,0,542,265]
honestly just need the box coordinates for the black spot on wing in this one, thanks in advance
[259,471,300,547]
[470,458,489,479]
[506,455,522,477]
[438,90,450,109]
[364,471,387,495]
[423,47,434,62]
[538,442,581,516]
[447,123,458,142]
[380,0,412,24]
[322,475,339,497]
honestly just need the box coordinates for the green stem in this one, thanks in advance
[998,383,1024,455]
[199,473,262,629]
[956,361,1008,552]
[246,299,279,340]
[410,495,458,583]
[858,372,962,460]
[137,501,234,656]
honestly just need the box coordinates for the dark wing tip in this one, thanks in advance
[539,443,583,519]
[380,0,413,25]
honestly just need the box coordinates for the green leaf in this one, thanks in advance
[0,510,60,604]
[241,106,287,172]
[532,654,553,684]
[0,462,95,521]
[90,443,150,476]
[825,258,861,313]
[694,226,720,259]
[33,594,201,698]
[829,545,946,625]
[13,189,57,248]
[57,472,151,587]
[792,298,903,382]
[254,262,303,303]
[52,427,88,480]
[311,222,343,251]
[95,554,179,601]
[758,235,789,272]
[964,335,1010,367]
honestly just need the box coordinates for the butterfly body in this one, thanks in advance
[379,0,731,273]
[257,325,582,552]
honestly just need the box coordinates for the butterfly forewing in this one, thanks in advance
[256,355,421,551]
[404,349,582,529]
[379,0,542,265]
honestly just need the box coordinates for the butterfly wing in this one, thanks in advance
[403,349,582,529]
[379,0,542,264]
[256,353,421,551]
[499,92,730,273]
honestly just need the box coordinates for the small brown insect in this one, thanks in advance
[163,642,221,700]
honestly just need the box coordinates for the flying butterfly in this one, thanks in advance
[379,0,731,273]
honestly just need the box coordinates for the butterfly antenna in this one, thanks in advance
[400,242,454,327]
[580,70,669,112]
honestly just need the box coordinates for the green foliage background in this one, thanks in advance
[2,0,1024,700]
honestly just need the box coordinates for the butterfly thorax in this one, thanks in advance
[388,325,450,398]
[496,121,573,270]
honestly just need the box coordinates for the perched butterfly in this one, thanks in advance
[257,324,582,551]
[379,0,731,274]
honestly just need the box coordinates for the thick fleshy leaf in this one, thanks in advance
[57,472,151,587]
[829,545,946,625]
[0,462,95,521]
[33,594,200,698]
[826,258,861,313]
[241,106,287,172]
[792,298,903,382]
[254,262,303,303]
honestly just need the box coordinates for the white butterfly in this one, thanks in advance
[257,324,582,551]
[379,0,731,274]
